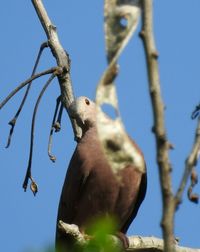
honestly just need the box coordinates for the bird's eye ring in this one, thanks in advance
[85,98,90,105]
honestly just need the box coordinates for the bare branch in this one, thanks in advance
[0,67,58,110]
[31,0,81,141]
[140,0,175,251]
[47,96,64,162]
[55,103,64,132]
[5,42,49,148]
[187,168,199,203]
[58,221,86,245]
[47,96,61,162]
[128,236,200,252]
[175,119,200,206]
[58,220,200,252]
[22,74,56,194]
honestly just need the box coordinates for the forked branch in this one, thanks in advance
[5,42,49,148]
[0,67,59,110]
[0,0,82,195]
[23,73,56,195]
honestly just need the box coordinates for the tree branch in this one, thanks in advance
[47,96,62,162]
[175,119,200,206]
[0,67,58,110]
[22,74,56,195]
[140,0,175,251]
[58,221,200,252]
[5,42,48,148]
[31,0,81,141]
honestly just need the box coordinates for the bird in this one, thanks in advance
[55,96,147,251]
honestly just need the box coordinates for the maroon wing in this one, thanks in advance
[55,145,90,249]
[121,170,147,233]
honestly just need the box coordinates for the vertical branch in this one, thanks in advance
[31,0,81,141]
[140,0,175,251]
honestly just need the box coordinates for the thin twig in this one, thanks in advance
[32,0,81,141]
[140,0,175,251]
[55,103,63,132]
[187,168,199,203]
[5,42,49,148]
[48,96,61,162]
[175,119,200,206]
[22,74,56,194]
[0,67,59,110]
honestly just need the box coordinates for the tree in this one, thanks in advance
[0,0,199,252]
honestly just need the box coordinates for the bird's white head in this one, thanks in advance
[69,96,97,129]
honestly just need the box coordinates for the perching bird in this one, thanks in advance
[56,96,147,250]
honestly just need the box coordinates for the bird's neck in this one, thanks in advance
[80,125,98,143]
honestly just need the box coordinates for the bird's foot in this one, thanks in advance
[116,232,129,249]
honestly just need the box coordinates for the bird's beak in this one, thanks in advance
[78,113,85,127]
[70,111,85,127]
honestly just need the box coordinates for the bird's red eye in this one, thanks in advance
[85,98,90,105]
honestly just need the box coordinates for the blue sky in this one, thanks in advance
[0,1,200,251]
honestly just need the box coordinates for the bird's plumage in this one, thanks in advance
[56,97,147,250]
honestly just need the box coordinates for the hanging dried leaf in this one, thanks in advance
[104,0,141,63]
[96,0,141,109]
[95,0,144,174]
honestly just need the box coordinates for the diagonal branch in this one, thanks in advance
[31,0,81,141]
[0,67,59,110]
